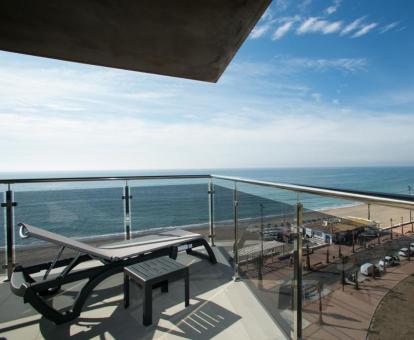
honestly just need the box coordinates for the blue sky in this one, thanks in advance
[0,0,413,171]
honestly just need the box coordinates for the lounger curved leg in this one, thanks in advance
[71,266,122,319]
[24,287,72,324]
[201,239,217,264]
[23,266,122,324]
[185,239,217,264]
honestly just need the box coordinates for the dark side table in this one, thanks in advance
[123,256,189,326]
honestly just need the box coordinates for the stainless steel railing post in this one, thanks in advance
[409,185,413,232]
[292,202,303,340]
[208,180,215,246]
[258,203,264,281]
[1,185,17,280]
[122,181,132,240]
[233,181,240,281]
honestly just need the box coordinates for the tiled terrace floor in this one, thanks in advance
[0,248,287,340]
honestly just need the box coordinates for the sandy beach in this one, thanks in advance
[324,203,413,229]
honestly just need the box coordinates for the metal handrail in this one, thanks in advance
[211,175,414,210]
[0,172,413,209]
[0,174,211,184]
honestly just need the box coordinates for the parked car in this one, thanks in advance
[398,247,414,257]
[387,255,400,265]
[360,263,380,276]
[378,256,400,268]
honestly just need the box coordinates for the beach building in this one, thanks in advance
[304,217,369,245]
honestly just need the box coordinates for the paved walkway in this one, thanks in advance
[238,226,414,340]
[302,254,414,339]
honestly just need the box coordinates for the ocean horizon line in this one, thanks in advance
[2,164,414,176]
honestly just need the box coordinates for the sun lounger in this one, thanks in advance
[10,223,216,324]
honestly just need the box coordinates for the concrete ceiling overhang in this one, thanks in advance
[0,0,271,82]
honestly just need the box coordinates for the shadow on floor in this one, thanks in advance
[1,253,241,339]
[38,297,241,340]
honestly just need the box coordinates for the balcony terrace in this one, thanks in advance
[0,174,413,339]
[0,248,285,339]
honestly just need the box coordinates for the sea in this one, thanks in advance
[1,167,413,247]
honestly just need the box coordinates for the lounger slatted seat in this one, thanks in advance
[10,223,216,324]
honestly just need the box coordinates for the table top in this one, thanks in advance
[124,256,187,282]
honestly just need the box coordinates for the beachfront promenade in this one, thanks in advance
[238,221,414,340]
[303,224,414,339]
[303,255,414,339]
